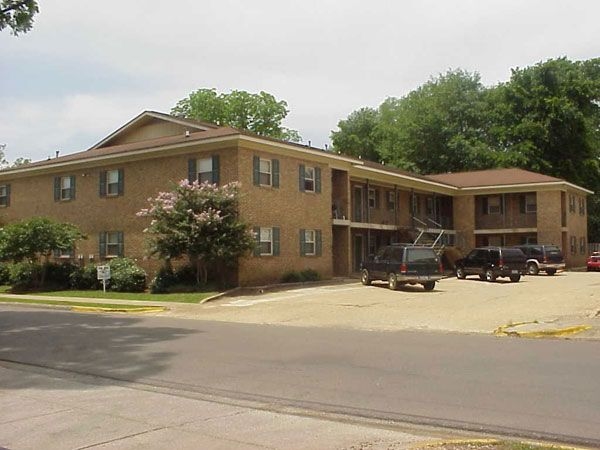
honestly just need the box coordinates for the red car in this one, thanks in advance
[587,253,600,271]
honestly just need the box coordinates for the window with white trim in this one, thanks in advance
[260,228,273,255]
[525,193,536,213]
[570,236,576,255]
[569,194,576,213]
[580,237,586,254]
[488,196,501,215]
[303,167,315,192]
[99,231,124,258]
[579,197,586,215]
[55,175,75,201]
[259,159,272,186]
[197,158,213,183]
[106,170,120,196]
[0,184,10,207]
[303,230,316,256]
[387,191,395,210]
[368,189,379,209]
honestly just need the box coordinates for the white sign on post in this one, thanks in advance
[96,265,111,293]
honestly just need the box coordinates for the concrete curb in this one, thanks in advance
[412,438,585,449]
[494,321,592,338]
[71,305,167,313]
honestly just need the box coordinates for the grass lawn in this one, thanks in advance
[0,297,165,311]
[0,287,219,303]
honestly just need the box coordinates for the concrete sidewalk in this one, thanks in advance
[0,361,444,450]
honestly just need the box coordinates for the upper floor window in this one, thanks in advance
[0,184,11,207]
[100,169,124,197]
[426,197,434,216]
[253,156,279,188]
[99,231,124,258]
[368,188,379,209]
[299,165,321,193]
[299,229,322,256]
[520,193,536,214]
[579,197,586,215]
[386,191,395,210]
[54,176,76,201]
[569,194,576,213]
[580,237,586,254]
[188,155,220,184]
[482,195,502,215]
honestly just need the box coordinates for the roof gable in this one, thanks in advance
[90,111,219,150]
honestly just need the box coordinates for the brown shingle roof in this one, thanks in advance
[424,168,563,188]
[7,127,240,171]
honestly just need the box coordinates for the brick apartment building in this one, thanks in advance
[0,111,592,285]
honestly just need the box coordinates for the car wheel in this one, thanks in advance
[388,273,398,290]
[546,269,556,276]
[485,269,496,282]
[456,267,466,279]
[509,274,521,282]
[361,269,372,285]
[527,262,539,276]
[422,281,435,291]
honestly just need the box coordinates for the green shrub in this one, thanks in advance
[300,269,320,282]
[44,262,79,290]
[281,271,303,283]
[150,265,177,293]
[69,264,102,290]
[281,269,320,283]
[108,258,147,292]
[0,262,11,285]
[9,262,41,291]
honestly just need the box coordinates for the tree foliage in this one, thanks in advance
[172,88,301,142]
[137,180,255,285]
[331,107,380,161]
[0,217,84,263]
[332,58,600,239]
[0,0,38,35]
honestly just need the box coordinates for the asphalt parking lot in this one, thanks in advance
[197,271,600,338]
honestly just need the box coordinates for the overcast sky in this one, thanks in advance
[1,0,599,162]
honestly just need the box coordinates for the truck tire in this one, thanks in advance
[527,262,539,275]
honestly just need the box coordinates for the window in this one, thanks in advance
[54,247,74,259]
[299,165,321,193]
[411,194,421,215]
[253,156,279,187]
[570,236,576,255]
[0,184,10,207]
[99,231,124,258]
[487,196,501,214]
[569,195,576,213]
[524,193,536,213]
[387,191,395,210]
[300,229,322,256]
[368,189,379,209]
[253,226,280,256]
[426,197,434,216]
[579,197,586,215]
[580,237,586,255]
[188,155,219,184]
[100,169,124,197]
[54,176,75,201]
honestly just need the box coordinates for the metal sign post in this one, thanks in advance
[96,265,111,293]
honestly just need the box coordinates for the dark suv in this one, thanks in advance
[513,244,565,276]
[455,246,527,282]
[360,244,443,291]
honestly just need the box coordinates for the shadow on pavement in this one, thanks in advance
[0,307,198,389]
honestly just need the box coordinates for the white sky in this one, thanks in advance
[1,0,599,162]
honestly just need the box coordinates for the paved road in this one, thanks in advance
[1,306,599,447]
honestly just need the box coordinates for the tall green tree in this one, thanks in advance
[0,0,38,35]
[137,179,255,286]
[330,107,381,161]
[172,88,301,142]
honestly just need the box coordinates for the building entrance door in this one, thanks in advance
[353,234,363,272]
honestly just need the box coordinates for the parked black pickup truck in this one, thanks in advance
[455,246,527,282]
[360,244,444,291]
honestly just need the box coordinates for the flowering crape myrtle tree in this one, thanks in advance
[137,180,255,285]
